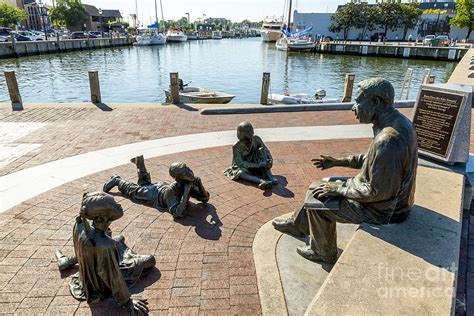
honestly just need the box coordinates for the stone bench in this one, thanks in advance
[305,166,465,315]
[253,165,466,315]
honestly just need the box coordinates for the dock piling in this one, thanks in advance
[4,71,23,110]
[169,72,180,104]
[399,68,413,100]
[422,69,431,84]
[88,70,102,104]
[260,72,270,105]
[342,73,355,102]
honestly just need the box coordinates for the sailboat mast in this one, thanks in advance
[287,0,292,30]
[154,0,158,23]
[160,0,165,26]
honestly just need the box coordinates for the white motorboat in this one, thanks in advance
[164,81,235,104]
[260,16,282,42]
[269,89,338,105]
[166,29,187,42]
[211,30,223,40]
[287,36,316,51]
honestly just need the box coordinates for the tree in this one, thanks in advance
[49,0,86,29]
[450,0,473,40]
[0,3,27,28]
[329,3,359,40]
[373,2,402,35]
[353,3,376,40]
[399,3,422,40]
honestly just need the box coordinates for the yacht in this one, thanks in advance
[260,17,282,42]
[211,30,223,40]
[166,29,188,42]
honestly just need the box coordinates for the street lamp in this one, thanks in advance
[38,0,48,40]
[99,8,103,38]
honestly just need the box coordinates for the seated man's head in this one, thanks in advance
[169,162,195,182]
[237,122,254,143]
[352,78,394,124]
[80,192,123,230]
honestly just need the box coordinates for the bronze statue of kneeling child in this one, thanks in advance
[224,121,277,190]
[103,155,210,219]
[55,192,154,315]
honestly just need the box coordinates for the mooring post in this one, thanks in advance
[260,72,270,105]
[399,68,413,99]
[4,71,23,110]
[342,73,355,102]
[422,68,431,84]
[88,70,102,104]
[169,72,180,104]
[428,75,436,84]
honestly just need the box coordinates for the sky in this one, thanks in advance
[44,0,344,24]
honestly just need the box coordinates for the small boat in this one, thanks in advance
[212,30,223,40]
[165,80,235,104]
[276,26,315,52]
[269,89,338,105]
[134,25,167,46]
[166,29,187,42]
[134,33,166,46]
[187,31,199,40]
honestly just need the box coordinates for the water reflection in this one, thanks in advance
[0,38,456,103]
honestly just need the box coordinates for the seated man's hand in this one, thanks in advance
[312,182,341,199]
[312,155,338,170]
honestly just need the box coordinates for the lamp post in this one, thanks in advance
[99,8,103,38]
[38,0,48,40]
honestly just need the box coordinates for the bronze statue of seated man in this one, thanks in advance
[272,78,418,263]
[224,121,277,190]
[55,192,154,315]
[103,156,210,219]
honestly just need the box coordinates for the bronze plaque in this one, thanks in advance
[413,89,465,157]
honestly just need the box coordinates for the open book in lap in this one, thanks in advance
[304,180,341,211]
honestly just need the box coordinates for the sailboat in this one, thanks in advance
[276,0,316,52]
[134,0,167,46]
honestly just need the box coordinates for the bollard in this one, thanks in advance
[342,73,355,102]
[169,72,180,104]
[4,71,23,110]
[260,72,270,105]
[422,68,431,84]
[399,68,413,100]
[56,33,61,51]
[88,70,102,104]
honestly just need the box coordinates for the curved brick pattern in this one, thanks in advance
[0,141,367,315]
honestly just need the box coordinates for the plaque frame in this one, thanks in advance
[412,83,472,164]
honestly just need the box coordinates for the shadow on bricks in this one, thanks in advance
[174,203,222,241]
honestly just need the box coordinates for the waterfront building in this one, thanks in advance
[82,4,122,32]
[23,0,51,31]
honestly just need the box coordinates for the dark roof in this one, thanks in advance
[83,4,122,18]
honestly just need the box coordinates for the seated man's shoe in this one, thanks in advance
[103,175,121,193]
[296,245,337,264]
[258,180,272,190]
[272,218,305,238]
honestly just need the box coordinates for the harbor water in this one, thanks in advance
[0,38,456,103]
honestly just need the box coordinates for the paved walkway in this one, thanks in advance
[0,105,471,315]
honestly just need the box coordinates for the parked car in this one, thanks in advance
[89,31,102,38]
[0,27,12,37]
[423,35,436,45]
[9,32,32,41]
[436,35,450,46]
[17,31,44,41]
[0,36,8,42]
[71,31,88,39]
